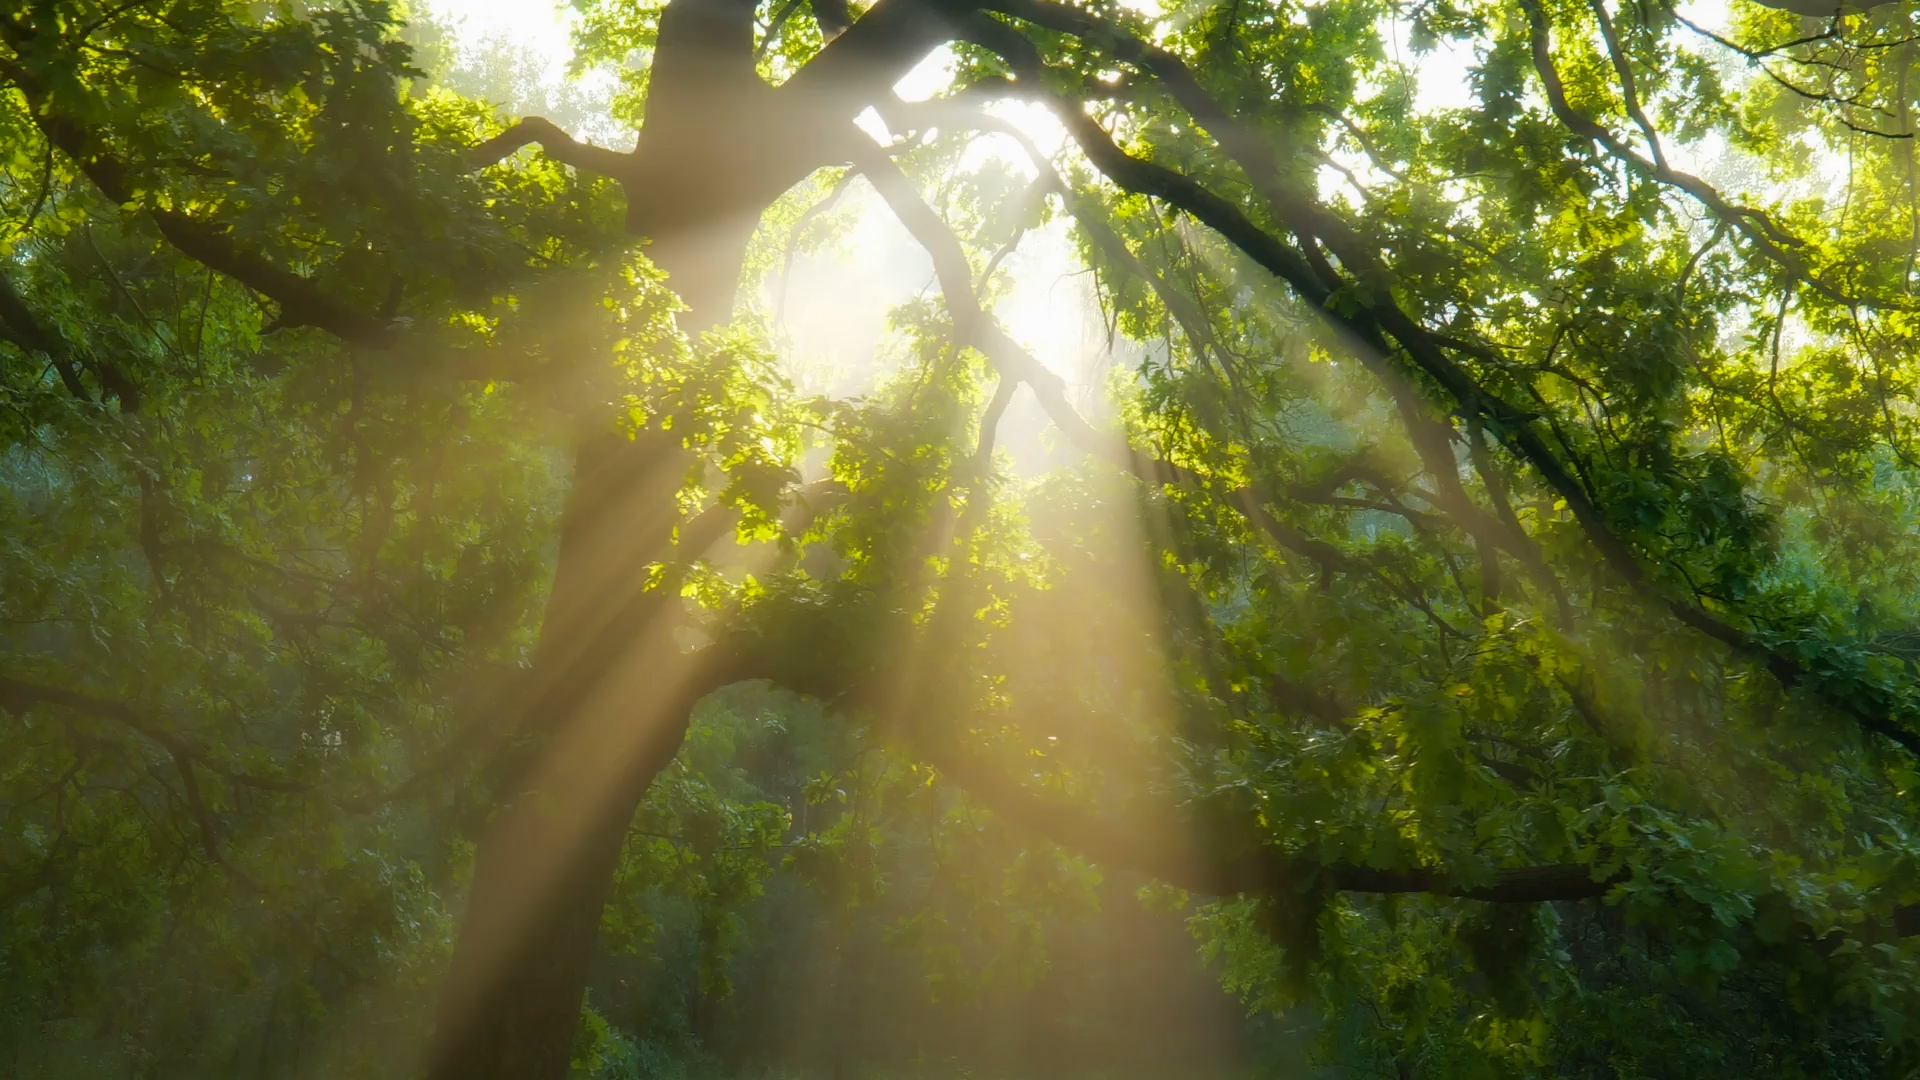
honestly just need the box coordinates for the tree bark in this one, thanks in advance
[423,423,712,1080]
[424,0,958,1070]
[423,5,795,1074]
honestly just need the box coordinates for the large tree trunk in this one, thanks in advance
[422,2,824,1074]
[422,422,711,1080]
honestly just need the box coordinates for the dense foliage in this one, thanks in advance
[10,0,1920,1075]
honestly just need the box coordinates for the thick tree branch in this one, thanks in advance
[719,570,1917,922]
[853,128,1439,596]
[2,674,270,886]
[915,719,1620,904]
[952,25,1920,758]
[971,0,1349,289]
[466,116,635,176]
[1468,416,1575,627]
[3,58,397,346]
[781,0,967,115]
[0,266,92,402]
[811,0,856,39]
[794,537,1618,907]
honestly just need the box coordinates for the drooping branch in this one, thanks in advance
[1588,0,1668,169]
[886,95,1221,357]
[0,266,93,402]
[1671,9,1915,136]
[937,75,1529,595]
[880,99,1454,603]
[953,22,1920,758]
[850,136,1121,459]
[755,462,1620,909]
[852,124,1475,617]
[14,92,397,346]
[854,138,1326,562]
[3,673,296,884]
[716,548,1913,922]
[845,553,1890,924]
[0,672,522,818]
[811,0,856,39]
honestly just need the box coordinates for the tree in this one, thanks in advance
[7,0,1920,1076]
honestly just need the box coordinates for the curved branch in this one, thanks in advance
[781,0,964,115]
[888,95,1221,356]
[466,116,636,177]
[1589,0,1668,169]
[15,91,397,345]
[916,716,1620,904]
[0,266,92,402]
[851,136,1120,457]
[1520,0,1886,308]
[953,20,1920,757]
[0,675,309,795]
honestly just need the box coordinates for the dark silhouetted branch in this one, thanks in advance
[0,266,92,401]
[782,0,966,117]
[466,116,636,176]
[919,731,1621,904]
[0,52,398,346]
[953,21,1920,758]
[1521,0,1887,308]
[812,0,855,38]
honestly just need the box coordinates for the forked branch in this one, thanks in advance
[466,116,636,177]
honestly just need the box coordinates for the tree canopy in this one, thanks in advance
[8,0,1920,1075]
